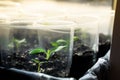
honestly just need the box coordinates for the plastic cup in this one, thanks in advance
[1,19,75,77]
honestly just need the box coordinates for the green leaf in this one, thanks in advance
[74,36,79,41]
[32,59,40,63]
[10,38,27,50]
[18,38,26,44]
[56,39,67,44]
[54,46,66,52]
[13,38,26,44]
[29,48,46,55]
[51,39,67,47]
[8,42,14,48]
[51,42,58,47]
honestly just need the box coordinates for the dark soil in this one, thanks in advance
[97,33,111,60]
[0,47,68,77]
[0,46,69,77]
[69,33,111,79]
[69,38,95,79]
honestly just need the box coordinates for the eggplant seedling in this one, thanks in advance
[29,39,68,72]
[8,38,26,52]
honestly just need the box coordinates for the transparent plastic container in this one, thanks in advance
[74,16,98,56]
[0,19,75,77]
[98,10,115,44]
[47,15,98,78]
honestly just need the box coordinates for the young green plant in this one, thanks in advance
[8,38,26,52]
[29,39,68,72]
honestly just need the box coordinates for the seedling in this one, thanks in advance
[29,39,68,72]
[8,38,26,52]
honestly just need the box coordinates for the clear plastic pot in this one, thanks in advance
[0,19,75,77]
[98,10,115,44]
[46,15,98,78]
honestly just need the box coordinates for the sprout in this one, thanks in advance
[29,39,68,72]
[8,38,26,52]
